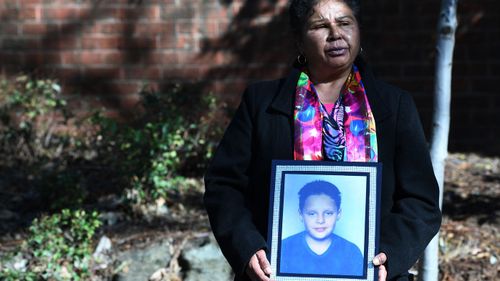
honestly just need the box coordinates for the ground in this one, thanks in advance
[0,153,498,280]
[437,153,499,281]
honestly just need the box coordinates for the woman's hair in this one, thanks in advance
[288,0,360,39]
[298,180,341,212]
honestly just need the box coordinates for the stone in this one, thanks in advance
[115,240,172,281]
[180,235,233,281]
[93,235,113,270]
[100,211,123,226]
[113,234,233,281]
[94,235,112,255]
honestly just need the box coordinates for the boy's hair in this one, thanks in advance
[298,180,341,212]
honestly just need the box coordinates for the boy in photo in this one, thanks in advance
[280,180,364,276]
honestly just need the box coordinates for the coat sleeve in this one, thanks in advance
[379,92,442,280]
[203,86,267,277]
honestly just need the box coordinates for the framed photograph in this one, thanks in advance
[267,160,382,281]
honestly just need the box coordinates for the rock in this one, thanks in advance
[132,201,169,223]
[155,198,169,216]
[114,240,172,281]
[93,235,113,270]
[148,268,168,281]
[94,235,112,254]
[148,268,181,281]
[180,235,233,281]
[490,255,498,265]
[113,234,233,281]
[100,211,124,226]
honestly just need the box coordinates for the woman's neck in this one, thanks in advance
[305,234,332,255]
[308,66,352,104]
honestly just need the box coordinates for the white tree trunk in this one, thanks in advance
[419,1,458,281]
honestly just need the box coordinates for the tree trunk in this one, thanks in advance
[418,1,458,281]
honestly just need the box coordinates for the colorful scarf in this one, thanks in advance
[293,65,378,162]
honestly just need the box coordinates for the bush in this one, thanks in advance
[0,75,93,210]
[0,75,69,164]
[0,74,224,279]
[91,84,223,208]
[0,209,102,281]
[1,75,223,213]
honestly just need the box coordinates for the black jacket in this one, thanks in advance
[204,58,441,281]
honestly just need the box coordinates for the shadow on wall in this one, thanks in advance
[0,0,159,119]
[200,0,294,86]
[0,0,295,118]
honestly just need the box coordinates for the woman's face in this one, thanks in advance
[299,0,360,76]
[300,194,341,240]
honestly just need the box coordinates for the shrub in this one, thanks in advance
[0,75,91,210]
[0,74,224,279]
[91,84,223,207]
[0,209,102,280]
[0,75,69,164]
[0,74,223,214]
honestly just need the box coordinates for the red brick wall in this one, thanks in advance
[0,0,293,115]
[0,0,498,154]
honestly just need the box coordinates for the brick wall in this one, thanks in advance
[0,0,498,154]
[361,0,500,155]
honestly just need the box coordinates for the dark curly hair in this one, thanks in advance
[289,0,360,39]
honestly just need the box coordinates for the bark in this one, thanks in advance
[418,1,458,281]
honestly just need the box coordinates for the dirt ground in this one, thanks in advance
[437,153,499,281]
[0,153,498,280]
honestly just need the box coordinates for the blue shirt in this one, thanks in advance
[279,231,364,277]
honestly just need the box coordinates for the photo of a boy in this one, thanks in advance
[279,180,364,276]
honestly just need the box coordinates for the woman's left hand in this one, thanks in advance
[372,253,387,281]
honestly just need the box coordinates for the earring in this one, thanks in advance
[297,54,307,65]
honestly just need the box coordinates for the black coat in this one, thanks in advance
[204,58,441,281]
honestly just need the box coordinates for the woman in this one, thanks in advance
[204,0,441,280]
[280,180,363,276]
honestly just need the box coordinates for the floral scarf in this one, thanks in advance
[293,65,378,162]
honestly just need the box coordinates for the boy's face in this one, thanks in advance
[300,194,341,240]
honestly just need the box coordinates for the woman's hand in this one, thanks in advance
[372,252,388,281]
[246,249,272,281]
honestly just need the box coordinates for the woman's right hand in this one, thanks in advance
[373,252,388,281]
[246,249,272,281]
